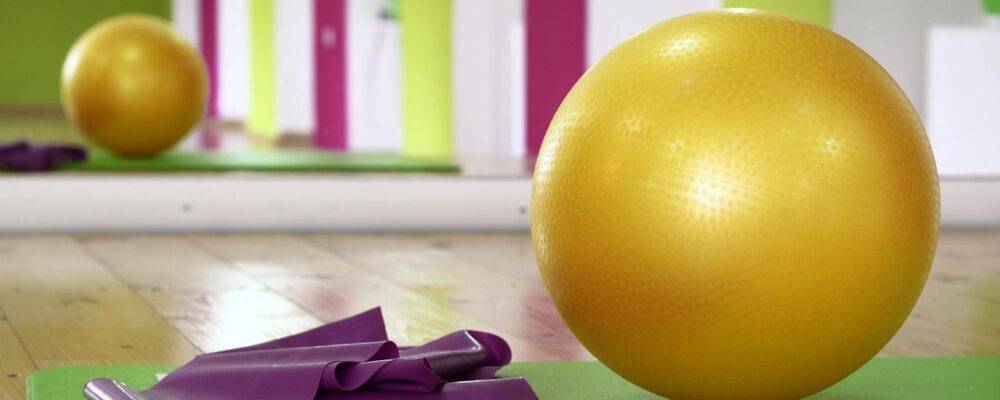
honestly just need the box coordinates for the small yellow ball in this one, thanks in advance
[532,9,939,400]
[62,15,207,158]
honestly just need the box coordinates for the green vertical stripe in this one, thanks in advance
[401,0,453,158]
[248,0,278,137]
[723,0,832,27]
[985,0,1000,15]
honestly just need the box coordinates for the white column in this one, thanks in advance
[274,0,316,135]
[347,0,402,152]
[453,0,523,158]
[219,0,252,121]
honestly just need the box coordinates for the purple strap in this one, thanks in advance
[0,141,87,172]
[83,308,538,400]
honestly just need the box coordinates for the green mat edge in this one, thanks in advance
[1,151,462,174]
[74,151,461,173]
[26,357,1000,400]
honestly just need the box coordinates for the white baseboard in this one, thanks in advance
[0,175,531,233]
[0,175,996,232]
[940,178,1000,228]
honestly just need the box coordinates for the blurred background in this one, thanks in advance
[1,3,999,399]
[0,0,998,231]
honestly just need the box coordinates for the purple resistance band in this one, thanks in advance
[0,141,87,172]
[526,0,587,157]
[314,0,349,151]
[199,0,221,149]
[83,308,538,400]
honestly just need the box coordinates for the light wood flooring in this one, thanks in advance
[0,231,998,398]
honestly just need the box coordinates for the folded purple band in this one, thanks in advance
[0,141,87,172]
[83,308,537,400]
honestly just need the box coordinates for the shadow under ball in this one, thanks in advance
[531,9,939,400]
[61,15,207,158]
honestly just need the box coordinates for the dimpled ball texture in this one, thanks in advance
[62,15,207,158]
[531,9,939,400]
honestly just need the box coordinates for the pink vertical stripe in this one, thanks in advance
[199,0,220,149]
[526,0,587,157]
[314,0,349,151]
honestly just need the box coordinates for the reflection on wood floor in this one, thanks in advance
[0,230,998,397]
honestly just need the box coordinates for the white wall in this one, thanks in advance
[587,0,720,66]
[171,0,200,47]
[347,0,402,152]
[274,0,316,134]
[453,0,523,157]
[832,0,984,118]
[927,26,1000,176]
[219,0,252,121]
[171,0,203,151]
[833,0,991,177]
[507,9,525,159]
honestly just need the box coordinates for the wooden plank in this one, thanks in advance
[434,231,1000,357]
[0,308,36,400]
[0,228,993,392]
[301,234,591,360]
[312,232,1000,359]
[135,288,322,353]
[79,235,264,292]
[192,234,564,360]
[882,230,1000,356]
[79,235,321,352]
[421,233,538,278]
[0,236,199,368]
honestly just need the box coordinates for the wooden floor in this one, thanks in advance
[1,231,998,398]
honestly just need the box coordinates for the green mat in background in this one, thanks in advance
[26,357,1000,399]
[62,150,460,173]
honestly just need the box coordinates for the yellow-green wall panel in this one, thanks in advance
[247,0,278,137]
[724,0,832,27]
[401,0,453,158]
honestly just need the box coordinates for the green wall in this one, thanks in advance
[0,0,171,105]
[723,0,832,27]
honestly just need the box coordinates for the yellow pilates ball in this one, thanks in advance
[62,15,207,158]
[532,9,939,400]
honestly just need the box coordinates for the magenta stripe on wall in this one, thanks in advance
[199,0,220,149]
[526,0,587,157]
[314,0,348,150]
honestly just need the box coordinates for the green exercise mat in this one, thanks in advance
[26,357,1000,399]
[64,150,459,173]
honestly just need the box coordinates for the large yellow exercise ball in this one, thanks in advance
[62,15,207,158]
[531,9,939,400]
